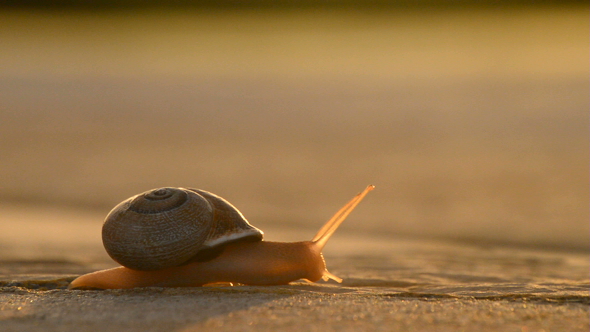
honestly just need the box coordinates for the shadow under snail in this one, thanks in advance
[69,185,375,289]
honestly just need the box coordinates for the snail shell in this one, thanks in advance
[102,187,263,271]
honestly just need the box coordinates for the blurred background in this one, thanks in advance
[0,1,588,254]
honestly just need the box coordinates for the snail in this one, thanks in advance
[69,185,374,289]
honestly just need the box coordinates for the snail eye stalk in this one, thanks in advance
[312,185,375,250]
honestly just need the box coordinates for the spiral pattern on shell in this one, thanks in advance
[102,187,263,271]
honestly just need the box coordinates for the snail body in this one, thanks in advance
[69,185,374,289]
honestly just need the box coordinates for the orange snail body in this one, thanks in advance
[69,185,374,289]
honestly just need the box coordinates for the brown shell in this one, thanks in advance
[102,187,263,271]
